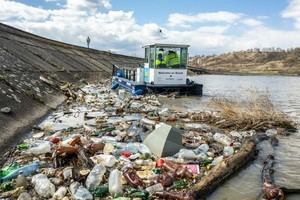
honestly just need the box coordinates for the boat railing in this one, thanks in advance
[112,64,137,82]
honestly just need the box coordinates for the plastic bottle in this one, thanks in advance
[223,146,234,157]
[194,144,209,154]
[85,164,106,190]
[109,169,123,196]
[129,189,150,200]
[74,186,93,200]
[145,183,164,194]
[91,155,117,167]
[26,141,51,155]
[172,180,188,189]
[17,144,29,150]
[91,185,109,198]
[176,149,198,160]
[0,161,39,183]
[213,133,232,146]
[123,167,145,188]
[0,182,13,192]
[53,186,67,200]
[70,182,80,195]
[32,174,55,198]
[211,156,224,166]
[16,171,28,188]
[0,163,19,178]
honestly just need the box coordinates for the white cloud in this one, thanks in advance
[282,0,300,29]
[241,18,263,27]
[1,0,300,56]
[0,1,49,22]
[65,0,112,11]
[168,11,242,27]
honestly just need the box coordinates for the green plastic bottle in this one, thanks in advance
[113,197,130,200]
[17,144,29,150]
[91,185,109,198]
[0,163,19,178]
[172,179,188,189]
[0,182,13,192]
[129,189,149,200]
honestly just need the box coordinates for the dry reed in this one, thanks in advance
[208,92,297,131]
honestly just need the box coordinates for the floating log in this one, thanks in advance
[262,155,285,200]
[192,138,256,198]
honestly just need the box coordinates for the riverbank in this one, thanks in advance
[188,69,300,76]
[189,49,300,76]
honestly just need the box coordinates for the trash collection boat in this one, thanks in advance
[112,44,203,96]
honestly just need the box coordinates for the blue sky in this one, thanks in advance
[1,0,300,56]
[113,0,287,23]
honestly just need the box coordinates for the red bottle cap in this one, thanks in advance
[121,151,132,158]
[50,137,60,144]
[156,159,165,167]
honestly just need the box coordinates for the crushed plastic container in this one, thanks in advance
[213,133,232,146]
[90,155,117,167]
[211,156,224,166]
[74,186,93,200]
[223,146,234,157]
[32,173,55,198]
[176,149,199,160]
[194,143,209,154]
[86,164,106,190]
[146,183,164,194]
[109,169,123,196]
[16,171,28,188]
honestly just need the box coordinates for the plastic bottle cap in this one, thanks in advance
[156,159,165,168]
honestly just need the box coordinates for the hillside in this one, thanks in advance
[189,49,300,75]
[0,23,142,151]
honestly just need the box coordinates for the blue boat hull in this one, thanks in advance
[111,76,202,96]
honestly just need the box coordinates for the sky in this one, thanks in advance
[1,0,300,56]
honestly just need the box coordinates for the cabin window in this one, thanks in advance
[144,48,149,63]
[154,47,186,69]
[149,47,156,68]
[180,48,188,68]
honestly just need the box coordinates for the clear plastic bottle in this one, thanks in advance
[74,186,93,200]
[145,183,164,194]
[176,149,198,160]
[90,155,117,167]
[85,164,106,190]
[194,144,209,154]
[31,174,55,198]
[26,141,51,155]
[53,186,67,200]
[109,169,123,196]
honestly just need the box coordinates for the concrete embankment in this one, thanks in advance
[0,23,143,151]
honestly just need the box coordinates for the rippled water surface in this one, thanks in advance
[162,75,300,200]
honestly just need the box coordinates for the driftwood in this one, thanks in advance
[192,138,256,198]
[262,155,285,200]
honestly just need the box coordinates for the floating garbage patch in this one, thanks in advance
[0,83,292,200]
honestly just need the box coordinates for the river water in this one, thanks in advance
[162,75,300,200]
